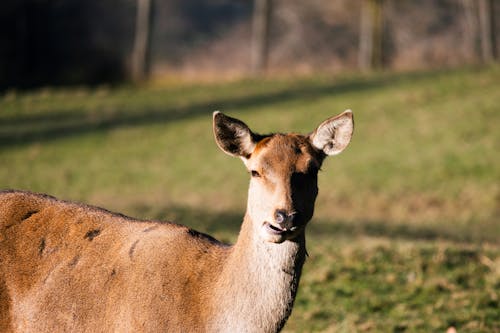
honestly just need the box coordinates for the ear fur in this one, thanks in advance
[310,110,354,156]
[213,111,257,157]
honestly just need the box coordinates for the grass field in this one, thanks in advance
[1,65,499,332]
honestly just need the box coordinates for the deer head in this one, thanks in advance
[213,110,353,243]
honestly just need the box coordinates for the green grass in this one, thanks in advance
[1,65,499,332]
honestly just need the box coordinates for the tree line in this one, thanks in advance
[1,0,498,89]
[250,0,497,73]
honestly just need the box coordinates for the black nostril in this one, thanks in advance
[274,210,287,224]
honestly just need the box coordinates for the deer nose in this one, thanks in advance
[274,209,296,230]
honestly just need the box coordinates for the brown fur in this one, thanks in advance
[0,110,353,332]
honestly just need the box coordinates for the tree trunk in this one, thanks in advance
[460,0,478,61]
[478,0,496,62]
[358,0,384,71]
[251,0,272,74]
[131,0,153,82]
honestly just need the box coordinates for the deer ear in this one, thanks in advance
[310,110,354,156]
[213,111,257,157]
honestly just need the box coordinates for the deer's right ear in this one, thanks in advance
[309,109,354,156]
[213,112,257,158]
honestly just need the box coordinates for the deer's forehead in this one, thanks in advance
[249,134,320,173]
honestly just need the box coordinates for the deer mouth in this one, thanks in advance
[263,222,298,235]
[261,221,304,243]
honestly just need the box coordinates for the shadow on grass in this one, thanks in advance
[308,219,499,244]
[131,204,497,245]
[141,204,243,236]
[0,69,450,148]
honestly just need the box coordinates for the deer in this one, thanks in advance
[0,110,353,333]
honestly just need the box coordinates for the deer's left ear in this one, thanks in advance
[309,110,354,156]
[213,111,257,158]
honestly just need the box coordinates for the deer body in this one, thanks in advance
[0,110,353,332]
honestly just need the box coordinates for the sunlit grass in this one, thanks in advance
[1,65,499,331]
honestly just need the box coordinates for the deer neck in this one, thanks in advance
[209,213,306,332]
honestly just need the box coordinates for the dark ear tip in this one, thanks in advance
[213,111,234,128]
[213,111,222,121]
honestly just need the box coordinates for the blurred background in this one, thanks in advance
[1,0,499,88]
[1,1,499,332]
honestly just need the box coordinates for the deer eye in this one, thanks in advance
[250,170,261,178]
